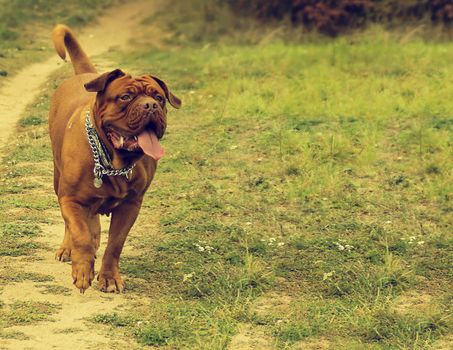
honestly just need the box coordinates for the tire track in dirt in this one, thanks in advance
[0,1,161,349]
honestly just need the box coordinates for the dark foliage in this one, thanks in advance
[431,0,453,24]
[225,0,453,36]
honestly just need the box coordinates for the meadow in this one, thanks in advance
[0,0,115,80]
[0,0,452,349]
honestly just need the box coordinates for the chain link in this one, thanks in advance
[85,112,135,182]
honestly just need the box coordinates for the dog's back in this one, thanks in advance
[48,74,96,155]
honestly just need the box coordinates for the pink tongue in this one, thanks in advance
[137,130,164,161]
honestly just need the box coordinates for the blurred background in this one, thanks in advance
[224,0,453,37]
[0,1,451,349]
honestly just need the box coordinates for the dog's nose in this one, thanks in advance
[143,102,158,111]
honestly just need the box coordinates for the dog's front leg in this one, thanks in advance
[59,197,96,292]
[98,197,143,293]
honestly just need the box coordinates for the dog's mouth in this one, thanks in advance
[105,127,164,161]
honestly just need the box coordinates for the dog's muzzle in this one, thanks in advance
[127,98,166,138]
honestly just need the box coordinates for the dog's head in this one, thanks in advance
[85,69,181,161]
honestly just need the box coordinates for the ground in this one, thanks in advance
[0,0,452,349]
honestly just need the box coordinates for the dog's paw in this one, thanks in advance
[55,247,71,262]
[98,269,125,293]
[72,260,95,293]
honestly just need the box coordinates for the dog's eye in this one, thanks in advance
[120,94,131,101]
[155,95,164,103]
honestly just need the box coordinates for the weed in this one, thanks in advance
[37,284,71,296]
[0,301,60,327]
[19,115,45,128]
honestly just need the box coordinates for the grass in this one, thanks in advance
[0,0,452,348]
[0,270,54,284]
[0,222,41,257]
[36,284,72,296]
[96,2,453,348]
[0,69,65,258]
[0,330,29,340]
[0,0,116,81]
[0,301,59,327]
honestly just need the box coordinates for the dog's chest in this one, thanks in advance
[95,180,139,215]
[97,196,127,215]
[90,163,152,216]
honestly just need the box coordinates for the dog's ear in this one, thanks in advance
[84,69,125,92]
[150,75,182,109]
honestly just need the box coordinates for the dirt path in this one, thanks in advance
[0,0,158,143]
[0,214,140,350]
[0,1,161,349]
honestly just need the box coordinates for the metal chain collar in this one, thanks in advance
[85,111,135,187]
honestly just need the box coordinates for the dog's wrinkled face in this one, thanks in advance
[85,69,181,160]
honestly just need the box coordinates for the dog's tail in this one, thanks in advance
[52,24,97,75]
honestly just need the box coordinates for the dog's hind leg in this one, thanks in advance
[55,223,72,262]
[89,214,101,255]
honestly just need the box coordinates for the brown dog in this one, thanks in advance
[49,24,181,293]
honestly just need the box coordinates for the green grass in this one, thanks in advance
[0,330,29,340]
[96,2,453,348]
[36,284,72,296]
[0,0,451,348]
[0,172,52,256]
[0,301,59,327]
[2,271,53,283]
[0,222,41,257]
[0,70,64,258]
[0,0,115,81]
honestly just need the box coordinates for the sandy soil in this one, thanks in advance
[0,1,161,349]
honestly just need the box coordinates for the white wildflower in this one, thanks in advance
[323,271,335,281]
[183,272,195,282]
[335,242,345,251]
[195,243,205,252]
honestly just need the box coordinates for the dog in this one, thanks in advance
[49,24,181,293]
